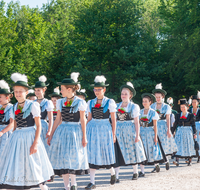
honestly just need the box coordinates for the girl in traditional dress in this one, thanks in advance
[188,92,200,163]
[49,87,62,121]
[151,83,177,171]
[114,82,146,182]
[172,99,197,166]
[47,72,89,190]
[0,80,13,154]
[139,93,167,176]
[0,73,54,190]
[26,89,37,100]
[33,75,54,152]
[85,76,117,190]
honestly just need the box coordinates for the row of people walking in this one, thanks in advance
[0,72,199,190]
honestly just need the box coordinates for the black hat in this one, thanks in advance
[76,89,87,99]
[120,82,136,97]
[57,72,80,86]
[152,83,167,96]
[141,93,156,103]
[32,75,49,88]
[11,73,32,89]
[49,87,62,98]
[90,75,109,87]
[26,89,36,98]
[191,91,200,101]
[178,98,188,105]
[0,80,12,94]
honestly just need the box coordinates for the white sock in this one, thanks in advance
[62,174,70,190]
[115,167,120,179]
[132,164,138,174]
[90,168,96,184]
[140,164,145,174]
[110,167,115,176]
[70,174,77,186]
[166,156,169,163]
[39,184,49,190]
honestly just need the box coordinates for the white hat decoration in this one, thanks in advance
[54,87,60,94]
[11,73,28,83]
[39,75,47,83]
[94,75,106,83]
[71,72,80,83]
[167,97,173,104]
[155,83,162,89]
[126,82,134,89]
[0,80,10,92]
[28,89,34,94]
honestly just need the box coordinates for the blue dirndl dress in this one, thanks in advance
[87,97,116,169]
[188,107,200,155]
[172,112,197,158]
[151,102,177,156]
[140,108,167,164]
[114,102,146,167]
[48,96,89,175]
[0,104,13,154]
[0,100,54,189]
[35,98,54,153]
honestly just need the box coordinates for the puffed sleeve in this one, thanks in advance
[108,99,117,113]
[78,99,87,112]
[46,100,54,112]
[56,99,62,111]
[87,100,92,113]
[31,102,41,118]
[131,104,140,118]
[165,104,172,115]
[152,111,160,121]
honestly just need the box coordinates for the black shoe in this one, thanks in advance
[166,162,170,170]
[156,165,160,172]
[71,186,77,190]
[139,171,145,177]
[173,161,179,167]
[132,173,138,180]
[197,158,200,163]
[116,179,120,183]
[151,167,157,173]
[85,183,96,190]
[110,175,116,185]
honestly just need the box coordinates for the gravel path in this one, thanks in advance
[34,158,200,190]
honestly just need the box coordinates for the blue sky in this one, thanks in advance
[4,0,49,8]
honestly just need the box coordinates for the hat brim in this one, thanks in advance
[141,93,156,103]
[76,92,87,98]
[48,93,62,98]
[152,89,167,96]
[11,84,32,89]
[57,82,80,85]
[120,85,136,97]
[90,84,109,87]
[32,83,49,88]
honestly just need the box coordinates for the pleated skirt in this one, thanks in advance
[157,120,178,155]
[0,125,12,153]
[48,122,89,175]
[140,126,167,164]
[174,126,196,158]
[115,120,146,166]
[0,127,54,189]
[40,119,49,153]
[195,122,200,155]
[87,119,115,169]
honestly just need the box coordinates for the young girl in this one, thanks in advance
[188,92,200,162]
[47,72,89,190]
[114,82,146,181]
[49,87,62,121]
[0,80,13,153]
[26,89,37,100]
[172,99,197,166]
[85,76,117,190]
[151,83,177,170]
[139,93,167,176]
[33,75,54,152]
[0,73,53,189]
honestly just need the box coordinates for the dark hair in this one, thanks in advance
[155,92,165,98]
[51,96,60,100]
[143,95,153,104]
[5,94,13,102]
[64,85,79,92]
